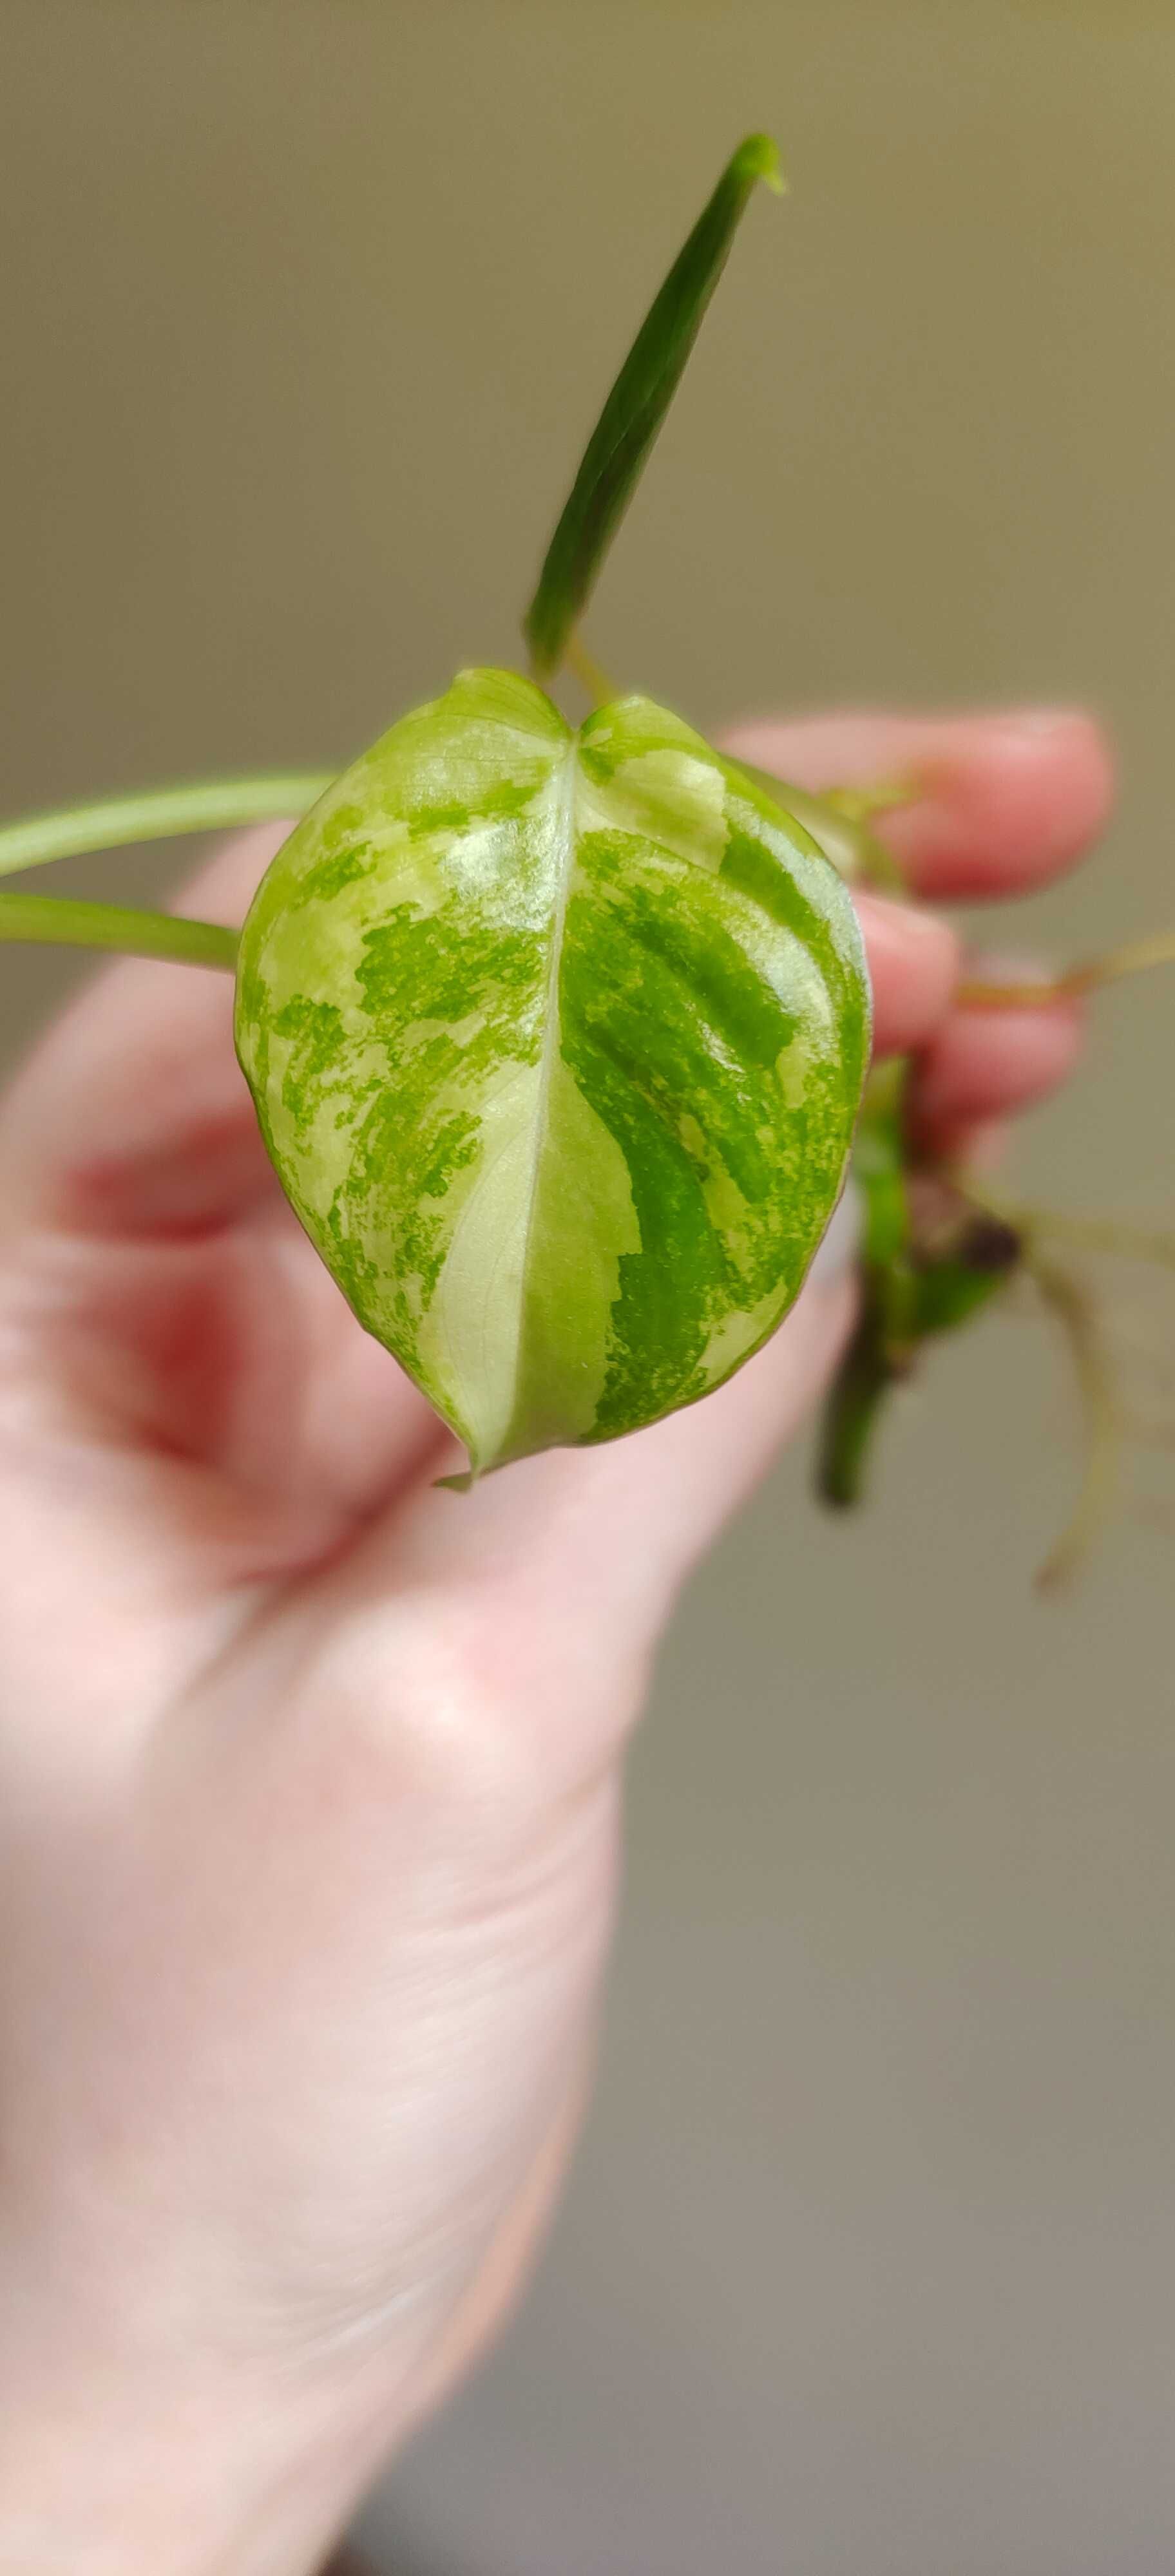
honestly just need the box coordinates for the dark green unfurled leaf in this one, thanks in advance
[235,667,869,1478]
[523,134,784,680]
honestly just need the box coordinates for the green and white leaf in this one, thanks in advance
[234,667,870,1476]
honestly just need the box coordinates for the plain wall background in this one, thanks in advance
[3,5,1175,2570]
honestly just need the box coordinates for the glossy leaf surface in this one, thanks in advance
[523,133,783,678]
[235,667,870,1475]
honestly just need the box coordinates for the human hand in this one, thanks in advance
[0,707,1110,2573]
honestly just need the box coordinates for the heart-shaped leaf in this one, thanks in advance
[235,667,870,1475]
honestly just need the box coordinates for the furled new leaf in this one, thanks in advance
[523,133,784,679]
[235,667,870,1476]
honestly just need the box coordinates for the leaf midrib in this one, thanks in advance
[498,734,582,1450]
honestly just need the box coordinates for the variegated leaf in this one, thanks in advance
[234,667,871,1475]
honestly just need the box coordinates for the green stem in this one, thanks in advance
[564,632,621,710]
[0,774,334,880]
[1026,1247,1120,1593]
[0,893,238,972]
[816,1309,895,1508]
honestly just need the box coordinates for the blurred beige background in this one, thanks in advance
[4,4,1175,2570]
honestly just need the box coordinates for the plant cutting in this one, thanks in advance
[1,135,1169,1570]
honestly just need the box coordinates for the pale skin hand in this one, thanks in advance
[0,708,1111,2573]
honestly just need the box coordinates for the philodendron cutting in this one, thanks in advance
[1,136,1170,1569]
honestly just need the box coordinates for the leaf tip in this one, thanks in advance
[734,131,787,197]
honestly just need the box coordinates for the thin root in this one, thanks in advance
[1012,1209,1175,1271]
[1026,1249,1122,1593]
[957,930,1175,1011]
[952,1175,1175,1276]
